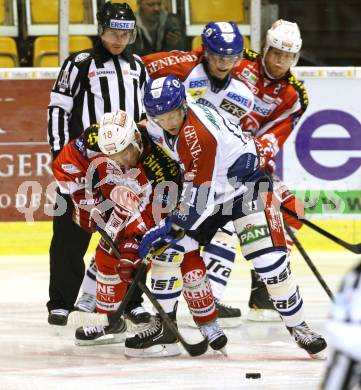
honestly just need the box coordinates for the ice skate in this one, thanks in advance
[125,313,180,358]
[74,292,96,313]
[247,270,280,322]
[215,299,242,328]
[75,317,127,346]
[124,304,152,332]
[48,309,69,326]
[198,319,228,356]
[288,321,327,359]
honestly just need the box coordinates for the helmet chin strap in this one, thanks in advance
[132,130,143,156]
[261,56,279,80]
[262,47,300,79]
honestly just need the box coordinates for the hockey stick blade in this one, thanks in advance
[68,228,149,326]
[100,228,208,356]
[77,229,208,356]
[137,280,209,357]
[67,262,148,326]
[281,205,361,254]
[68,310,109,326]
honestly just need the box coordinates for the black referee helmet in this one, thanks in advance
[97,2,137,43]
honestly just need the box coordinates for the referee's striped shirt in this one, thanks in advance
[48,39,148,158]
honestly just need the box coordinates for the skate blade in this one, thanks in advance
[75,332,127,346]
[184,317,242,329]
[125,343,181,358]
[68,311,109,326]
[247,309,281,322]
[309,351,326,360]
[212,346,228,357]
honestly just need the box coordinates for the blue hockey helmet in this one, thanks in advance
[144,75,186,117]
[202,21,243,56]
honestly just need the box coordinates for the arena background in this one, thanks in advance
[0,68,360,255]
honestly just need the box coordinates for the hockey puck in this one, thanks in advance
[245,373,261,379]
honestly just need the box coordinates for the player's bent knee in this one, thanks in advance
[234,209,287,260]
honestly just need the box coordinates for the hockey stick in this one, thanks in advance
[70,228,209,357]
[284,222,334,301]
[68,254,148,327]
[281,205,361,254]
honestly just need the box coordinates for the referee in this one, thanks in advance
[47,2,149,326]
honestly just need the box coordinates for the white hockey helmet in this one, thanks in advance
[98,110,141,156]
[264,19,302,66]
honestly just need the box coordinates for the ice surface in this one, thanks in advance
[0,252,358,390]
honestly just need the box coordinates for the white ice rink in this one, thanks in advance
[1,251,359,390]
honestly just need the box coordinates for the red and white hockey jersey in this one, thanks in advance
[52,124,180,245]
[233,49,308,155]
[142,49,254,124]
[146,96,262,231]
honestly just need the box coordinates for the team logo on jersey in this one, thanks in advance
[241,68,258,84]
[220,98,247,118]
[110,185,141,214]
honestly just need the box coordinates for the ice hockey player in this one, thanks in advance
[231,19,309,321]
[139,75,327,359]
[141,21,254,321]
[142,19,309,322]
[321,260,361,390]
[52,110,227,357]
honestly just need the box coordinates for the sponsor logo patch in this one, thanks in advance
[226,91,253,108]
[241,68,258,84]
[239,224,270,245]
[220,98,247,118]
[109,20,135,30]
[188,78,208,88]
[61,164,81,174]
[88,69,116,78]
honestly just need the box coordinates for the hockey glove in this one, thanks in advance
[115,238,142,283]
[138,217,185,258]
[72,190,105,233]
